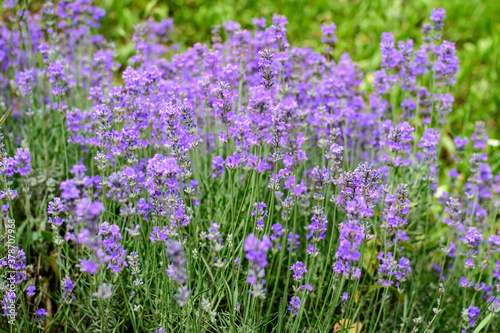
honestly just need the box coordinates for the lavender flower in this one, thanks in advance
[259,49,275,90]
[380,32,402,70]
[288,296,301,316]
[165,240,188,285]
[306,206,328,256]
[377,252,411,291]
[26,285,36,297]
[48,62,67,96]
[35,308,48,322]
[252,202,268,230]
[93,283,113,300]
[165,240,190,307]
[381,184,411,237]
[461,305,480,332]
[430,8,446,31]
[62,277,75,301]
[332,222,363,279]
[321,22,337,45]
[244,233,272,298]
[418,128,439,162]
[321,22,337,54]
[290,261,308,281]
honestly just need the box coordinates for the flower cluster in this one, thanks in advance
[244,233,272,298]
[1,3,498,332]
[377,252,411,291]
[166,240,191,307]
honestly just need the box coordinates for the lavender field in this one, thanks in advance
[1,1,500,332]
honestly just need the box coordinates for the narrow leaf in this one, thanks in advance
[473,313,494,333]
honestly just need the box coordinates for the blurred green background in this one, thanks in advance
[99,0,499,139]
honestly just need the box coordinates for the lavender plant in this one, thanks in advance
[0,1,499,332]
